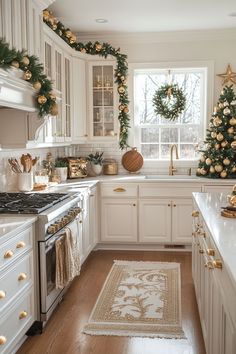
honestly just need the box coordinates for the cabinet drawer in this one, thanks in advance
[139,184,201,198]
[0,288,35,354]
[0,252,33,313]
[101,183,138,197]
[202,184,234,194]
[0,227,33,270]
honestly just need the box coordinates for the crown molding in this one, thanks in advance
[76,28,236,45]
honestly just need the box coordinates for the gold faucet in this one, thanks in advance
[169,144,179,175]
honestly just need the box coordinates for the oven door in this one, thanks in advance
[39,219,79,321]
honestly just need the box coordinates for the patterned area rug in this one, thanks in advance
[83,260,185,338]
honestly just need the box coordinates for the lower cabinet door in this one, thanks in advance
[139,199,171,243]
[101,198,137,242]
[171,198,193,243]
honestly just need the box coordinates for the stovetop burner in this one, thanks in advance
[0,192,69,214]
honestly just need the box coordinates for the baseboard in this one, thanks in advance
[94,243,192,252]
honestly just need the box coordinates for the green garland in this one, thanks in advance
[0,38,57,117]
[43,9,130,150]
[152,83,186,121]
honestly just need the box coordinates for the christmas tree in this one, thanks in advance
[197,85,236,178]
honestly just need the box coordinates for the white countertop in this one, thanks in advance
[0,215,37,240]
[193,192,236,288]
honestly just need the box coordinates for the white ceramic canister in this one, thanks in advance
[18,172,34,192]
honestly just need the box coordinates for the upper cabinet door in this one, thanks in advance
[88,61,118,142]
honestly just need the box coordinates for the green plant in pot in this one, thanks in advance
[54,159,68,182]
[87,152,104,175]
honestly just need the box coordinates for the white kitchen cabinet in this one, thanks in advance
[192,198,236,354]
[0,217,36,354]
[87,60,119,142]
[202,184,234,194]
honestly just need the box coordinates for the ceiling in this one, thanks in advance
[49,0,236,34]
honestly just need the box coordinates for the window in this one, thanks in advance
[133,66,207,160]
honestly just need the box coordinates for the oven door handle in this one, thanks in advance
[45,219,78,251]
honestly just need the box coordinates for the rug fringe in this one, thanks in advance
[83,328,186,339]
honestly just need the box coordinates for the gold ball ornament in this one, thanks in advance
[223,107,231,115]
[231,141,236,150]
[22,56,30,66]
[123,106,129,114]
[200,155,205,162]
[229,195,236,206]
[118,86,126,94]
[223,101,229,107]
[50,103,59,116]
[221,140,228,148]
[95,43,102,51]
[33,81,42,91]
[228,127,234,134]
[205,158,212,165]
[215,164,223,172]
[196,168,202,175]
[52,24,57,31]
[65,30,72,38]
[23,70,32,81]
[210,166,215,173]
[211,132,217,138]
[119,104,125,111]
[216,132,224,141]
[231,100,236,106]
[43,10,50,21]
[11,60,19,68]
[220,170,227,178]
[229,118,236,126]
[49,93,56,101]
[232,166,236,173]
[200,168,207,175]
[80,48,86,53]
[223,158,231,165]
[37,95,47,104]
[213,117,222,126]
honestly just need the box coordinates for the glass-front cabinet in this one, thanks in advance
[88,61,118,141]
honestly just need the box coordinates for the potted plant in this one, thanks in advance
[54,159,68,182]
[87,152,104,175]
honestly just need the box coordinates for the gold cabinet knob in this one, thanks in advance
[4,250,14,259]
[192,210,199,217]
[199,249,204,254]
[16,241,26,249]
[213,259,223,269]
[0,336,7,345]
[0,291,6,299]
[204,261,214,269]
[207,248,215,256]
[18,273,27,281]
[19,311,28,320]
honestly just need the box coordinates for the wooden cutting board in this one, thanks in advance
[122,148,143,173]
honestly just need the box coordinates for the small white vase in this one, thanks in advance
[92,163,103,176]
[18,172,34,191]
[54,167,68,182]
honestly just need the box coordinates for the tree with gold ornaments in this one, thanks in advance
[197,85,236,178]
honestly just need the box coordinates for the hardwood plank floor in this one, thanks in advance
[17,250,206,354]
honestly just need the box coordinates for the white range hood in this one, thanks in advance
[0,68,36,112]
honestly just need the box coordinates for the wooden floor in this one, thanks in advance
[17,250,206,354]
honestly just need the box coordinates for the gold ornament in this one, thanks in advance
[231,141,236,149]
[50,103,58,116]
[69,34,77,44]
[220,170,227,178]
[232,166,236,173]
[211,132,217,138]
[33,81,42,91]
[229,195,236,206]
[231,100,236,106]
[223,158,231,165]
[80,48,86,53]
[123,106,129,114]
[52,24,57,31]
[200,155,205,162]
[196,168,202,175]
[205,158,212,165]
[48,16,54,25]
[221,141,228,148]
[216,132,224,141]
[58,30,62,36]
[43,10,50,21]
[95,43,102,51]
[219,103,224,109]
[65,30,72,38]
[118,86,125,94]
[22,56,30,66]
[23,70,32,81]
[119,104,125,111]
[215,143,220,150]
[49,93,56,101]
[37,95,47,104]
[215,164,223,172]
[213,117,222,126]
[223,107,231,115]
[11,60,19,68]
[210,166,215,173]
[228,127,234,134]
[223,101,229,107]
[217,64,236,85]
[200,168,207,175]
[229,118,236,125]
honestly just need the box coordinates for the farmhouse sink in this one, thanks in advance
[145,175,200,180]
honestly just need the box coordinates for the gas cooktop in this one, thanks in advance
[0,192,69,214]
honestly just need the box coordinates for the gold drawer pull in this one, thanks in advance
[0,336,7,345]
[0,291,6,299]
[192,210,199,217]
[4,250,14,259]
[18,273,27,281]
[19,311,28,320]
[113,187,126,192]
[204,261,214,269]
[199,249,204,254]
[213,260,223,269]
[16,241,26,249]
[207,248,215,256]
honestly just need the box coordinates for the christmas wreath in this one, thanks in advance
[152,83,186,121]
